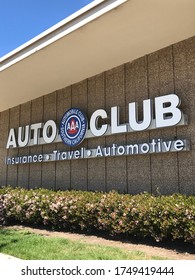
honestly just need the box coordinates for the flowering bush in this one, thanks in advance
[0,187,194,243]
[0,195,5,226]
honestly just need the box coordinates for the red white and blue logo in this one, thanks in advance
[59,108,88,147]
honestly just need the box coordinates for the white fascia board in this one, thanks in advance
[0,0,127,71]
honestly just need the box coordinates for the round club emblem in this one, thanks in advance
[59,108,88,147]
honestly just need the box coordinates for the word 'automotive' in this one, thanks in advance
[6,94,187,149]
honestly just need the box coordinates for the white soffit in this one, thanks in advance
[0,0,195,112]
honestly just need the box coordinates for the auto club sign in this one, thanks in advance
[5,94,189,165]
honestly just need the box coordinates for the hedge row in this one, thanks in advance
[0,187,195,243]
[0,197,5,226]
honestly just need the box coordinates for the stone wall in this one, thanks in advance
[0,36,194,195]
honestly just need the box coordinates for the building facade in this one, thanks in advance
[0,0,195,195]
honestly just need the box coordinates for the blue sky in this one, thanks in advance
[0,0,94,58]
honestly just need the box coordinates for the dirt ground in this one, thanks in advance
[5,225,195,260]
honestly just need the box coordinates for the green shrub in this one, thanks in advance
[0,187,194,244]
[0,194,5,226]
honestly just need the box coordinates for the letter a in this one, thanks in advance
[6,129,17,149]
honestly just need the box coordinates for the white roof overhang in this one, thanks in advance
[0,0,195,111]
